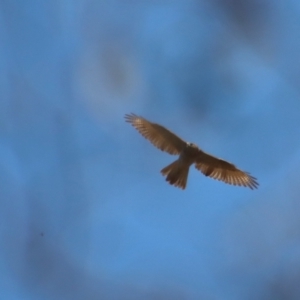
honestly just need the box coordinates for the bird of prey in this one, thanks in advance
[125,113,258,190]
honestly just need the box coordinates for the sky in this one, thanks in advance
[1,1,300,299]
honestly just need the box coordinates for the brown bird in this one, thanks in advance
[125,113,258,190]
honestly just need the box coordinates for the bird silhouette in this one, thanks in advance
[125,113,258,190]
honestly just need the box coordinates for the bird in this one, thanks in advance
[125,113,258,190]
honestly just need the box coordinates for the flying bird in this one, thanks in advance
[125,113,258,190]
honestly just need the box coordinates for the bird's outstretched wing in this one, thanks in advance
[125,113,186,155]
[195,150,259,189]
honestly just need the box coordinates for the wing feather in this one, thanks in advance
[125,113,186,155]
[195,150,258,189]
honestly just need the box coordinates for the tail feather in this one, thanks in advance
[161,160,189,189]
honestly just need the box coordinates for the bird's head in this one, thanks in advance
[187,142,197,149]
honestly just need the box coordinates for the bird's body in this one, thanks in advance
[125,113,258,190]
[161,143,199,189]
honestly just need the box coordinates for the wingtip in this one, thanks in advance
[124,113,134,122]
[124,113,139,123]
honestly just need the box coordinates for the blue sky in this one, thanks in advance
[1,1,300,299]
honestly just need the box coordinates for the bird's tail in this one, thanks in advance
[161,159,189,189]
